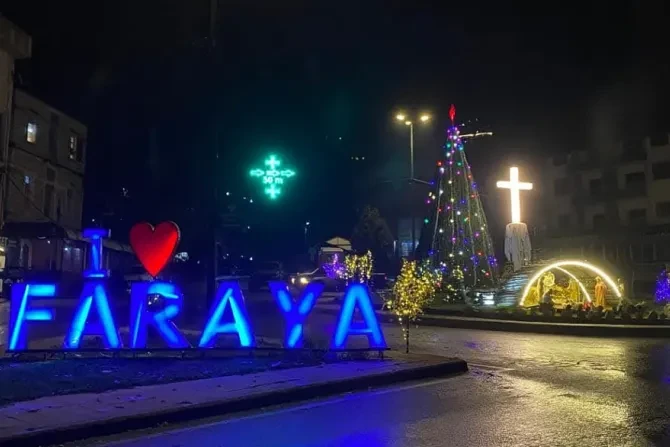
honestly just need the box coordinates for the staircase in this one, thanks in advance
[495,265,540,307]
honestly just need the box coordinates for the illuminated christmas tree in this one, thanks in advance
[424,105,498,292]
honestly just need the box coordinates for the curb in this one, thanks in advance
[417,315,670,337]
[315,306,670,338]
[0,357,467,447]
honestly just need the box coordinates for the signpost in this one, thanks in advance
[249,154,295,200]
[7,223,386,353]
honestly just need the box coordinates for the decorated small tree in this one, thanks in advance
[388,259,441,352]
[343,251,373,285]
[322,253,345,279]
[655,267,670,304]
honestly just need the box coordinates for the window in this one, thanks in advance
[657,202,670,218]
[625,172,646,195]
[552,153,567,166]
[589,178,602,196]
[633,280,655,294]
[628,208,647,225]
[43,184,54,218]
[592,214,606,230]
[76,137,85,162]
[650,133,669,147]
[56,195,62,222]
[625,171,645,185]
[67,189,73,212]
[658,242,670,261]
[62,246,83,273]
[557,214,571,228]
[621,139,646,161]
[26,122,37,143]
[642,243,654,262]
[69,135,78,160]
[652,162,670,180]
[554,178,569,196]
[23,175,32,203]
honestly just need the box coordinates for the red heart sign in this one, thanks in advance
[129,221,181,278]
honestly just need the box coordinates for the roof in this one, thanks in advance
[323,237,352,251]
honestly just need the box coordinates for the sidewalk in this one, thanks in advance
[0,353,466,446]
[315,303,670,337]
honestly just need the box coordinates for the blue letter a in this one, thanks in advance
[129,281,189,349]
[331,284,386,349]
[64,282,121,349]
[199,282,254,348]
[270,281,324,348]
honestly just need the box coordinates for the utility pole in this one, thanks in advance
[205,0,219,305]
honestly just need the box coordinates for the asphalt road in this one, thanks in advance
[72,325,670,447]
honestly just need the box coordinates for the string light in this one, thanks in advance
[420,106,497,289]
[388,260,441,349]
[656,268,670,303]
[343,251,373,285]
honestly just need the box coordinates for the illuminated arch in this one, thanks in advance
[521,260,621,306]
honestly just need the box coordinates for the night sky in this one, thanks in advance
[4,1,669,260]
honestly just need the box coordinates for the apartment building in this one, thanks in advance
[538,133,670,297]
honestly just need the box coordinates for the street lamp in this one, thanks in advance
[395,112,431,180]
[304,221,310,247]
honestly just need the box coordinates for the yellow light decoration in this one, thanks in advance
[343,251,373,284]
[554,267,591,303]
[389,260,439,319]
[496,166,533,224]
[521,260,622,306]
[389,260,441,353]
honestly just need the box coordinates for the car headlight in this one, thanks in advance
[291,277,296,284]
[299,277,309,285]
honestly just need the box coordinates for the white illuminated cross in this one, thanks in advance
[496,167,532,224]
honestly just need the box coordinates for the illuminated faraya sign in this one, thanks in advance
[8,224,386,352]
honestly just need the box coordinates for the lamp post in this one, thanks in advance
[394,112,431,259]
[395,113,431,181]
[304,221,310,248]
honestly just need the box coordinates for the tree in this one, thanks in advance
[388,259,440,353]
[352,206,393,269]
[423,105,498,296]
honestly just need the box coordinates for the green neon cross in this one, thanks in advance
[265,184,281,199]
[250,154,295,199]
[266,155,281,170]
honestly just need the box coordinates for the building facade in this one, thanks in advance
[8,89,86,229]
[0,16,32,225]
[0,89,88,288]
[537,133,670,298]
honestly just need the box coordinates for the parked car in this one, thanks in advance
[290,267,345,292]
[249,261,284,291]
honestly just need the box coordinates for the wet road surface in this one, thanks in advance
[74,325,670,446]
